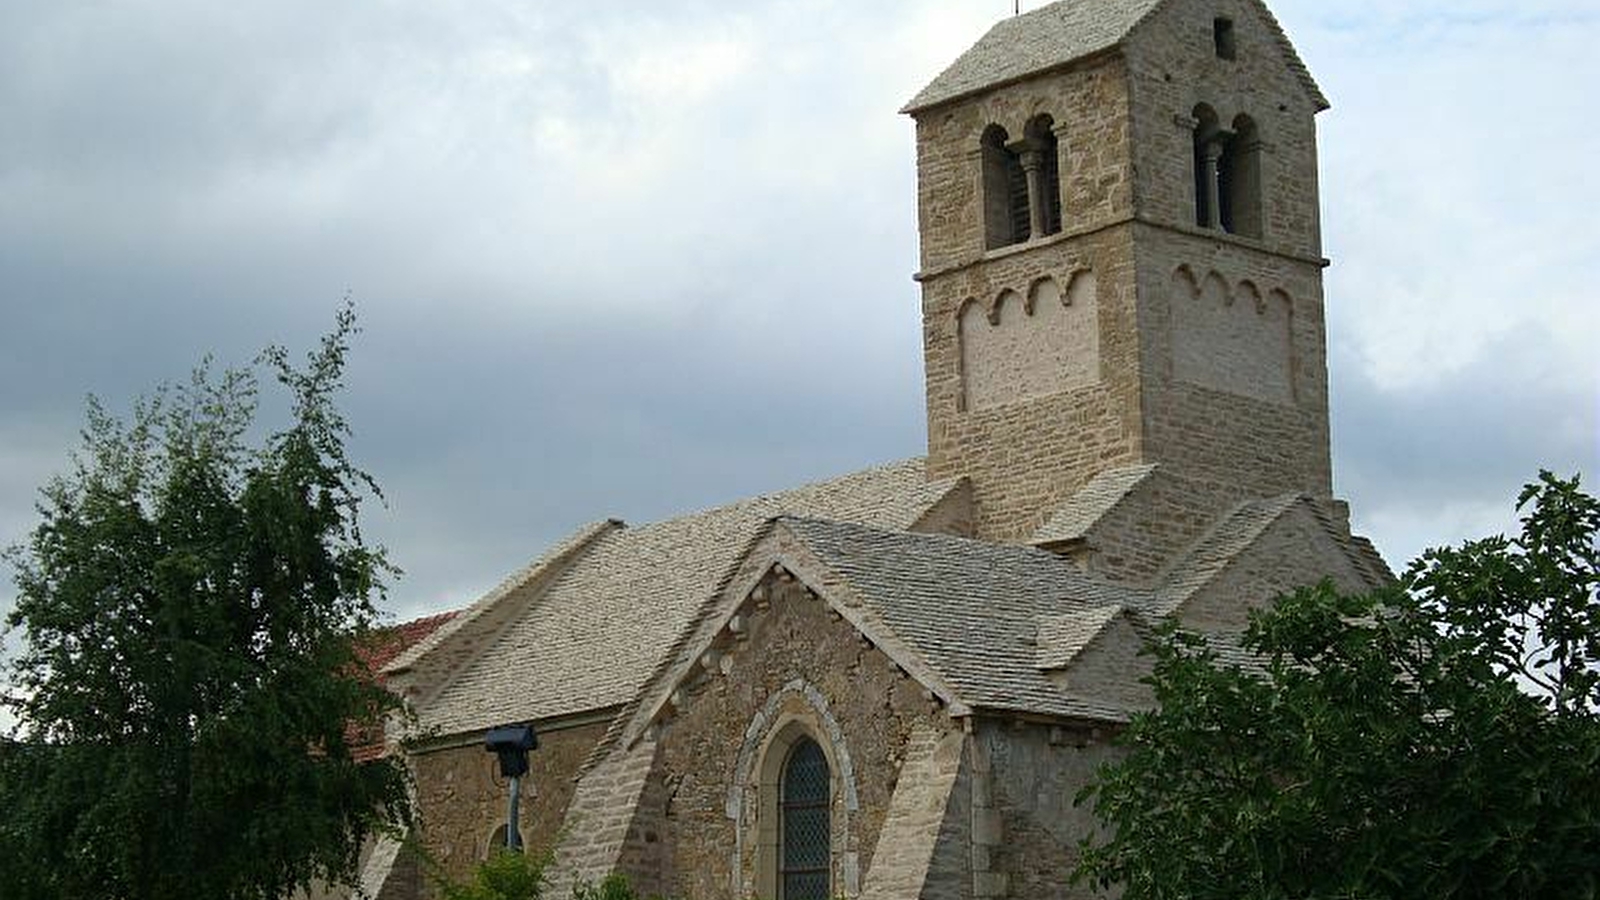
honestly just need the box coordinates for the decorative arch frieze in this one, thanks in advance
[957,269,1100,411]
[1168,265,1295,404]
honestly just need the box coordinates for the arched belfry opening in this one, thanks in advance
[981,124,1029,248]
[1193,105,1264,238]
[981,119,1063,250]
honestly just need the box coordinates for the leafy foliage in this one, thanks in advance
[438,848,554,900]
[570,873,641,900]
[428,847,643,900]
[0,308,412,899]
[1074,472,1600,899]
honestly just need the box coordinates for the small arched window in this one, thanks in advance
[779,738,831,900]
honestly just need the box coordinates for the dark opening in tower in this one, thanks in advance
[981,124,1029,248]
[1192,106,1262,238]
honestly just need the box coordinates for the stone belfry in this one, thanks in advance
[905,0,1336,547]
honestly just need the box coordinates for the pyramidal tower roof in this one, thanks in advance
[902,0,1327,114]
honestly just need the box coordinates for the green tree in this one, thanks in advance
[0,309,412,899]
[436,848,552,900]
[1074,472,1600,899]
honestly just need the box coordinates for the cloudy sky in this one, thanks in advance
[2,0,1596,642]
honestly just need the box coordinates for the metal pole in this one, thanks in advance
[506,774,522,851]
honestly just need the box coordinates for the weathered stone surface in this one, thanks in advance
[410,718,610,888]
[644,576,958,898]
[859,725,968,900]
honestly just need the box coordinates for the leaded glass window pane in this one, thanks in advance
[780,738,830,900]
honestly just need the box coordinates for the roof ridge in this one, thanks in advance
[777,511,1064,558]
[621,457,932,533]
[1153,492,1302,609]
[575,518,790,772]
[903,0,1326,115]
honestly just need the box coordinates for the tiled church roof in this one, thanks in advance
[1031,463,1157,545]
[780,516,1146,721]
[902,0,1327,114]
[416,459,964,736]
[904,0,1162,113]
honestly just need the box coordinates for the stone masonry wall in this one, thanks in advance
[979,719,1123,900]
[923,227,1144,544]
[914,61,1135,278]
[1121,0,1332,502]
[916,57,1144,545]
[1134,224,1331,501]
[642,576,959,899]
[959,271,1100,413]
[1124,0,1325,260]
[410,718,609,890]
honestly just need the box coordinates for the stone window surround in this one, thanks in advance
[1184,106,1267,238]
[977,116,1069,251]
[730,679,862,898]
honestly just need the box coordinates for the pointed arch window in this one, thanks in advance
[779,738,831,900]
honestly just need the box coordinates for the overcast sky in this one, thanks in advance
[2,0,1596,644]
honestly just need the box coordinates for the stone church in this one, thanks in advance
[365,0,1392,896]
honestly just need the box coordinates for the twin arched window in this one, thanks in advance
[981,115,1063,249]
[1192,104,1263,238]
[780,738,831,900]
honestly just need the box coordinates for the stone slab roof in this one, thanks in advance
[903,0,1327,114]
[418,459,962,736]
[1031,463,1157,545]
[1154,493,1392,615]
[780,516,1149,721]
[1154,492,1303,612]
[904,0,1162,113]
[1035,604,1125,670]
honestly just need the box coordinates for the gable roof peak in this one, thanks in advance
[903,0,1327,115]
[903,0,1164,114]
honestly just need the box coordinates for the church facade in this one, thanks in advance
[369,1,1391,897]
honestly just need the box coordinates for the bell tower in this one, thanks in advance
[906,0,1335,544]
